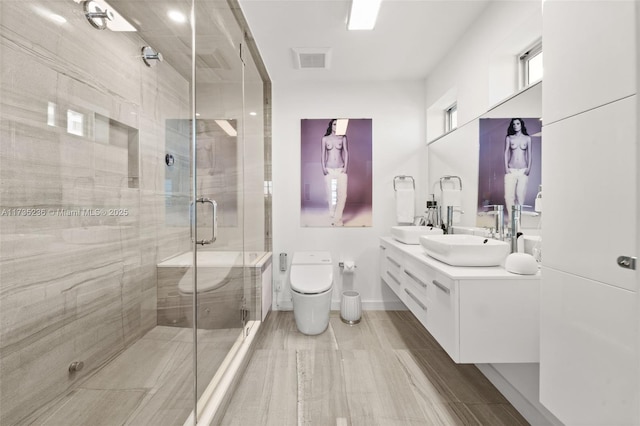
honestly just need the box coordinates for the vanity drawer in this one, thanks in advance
[384,246,404,277]
[403,286,428,328]
[427,274,458,360]
[402,255,431,298]
[380,242,404,300]
[384,269,404,300]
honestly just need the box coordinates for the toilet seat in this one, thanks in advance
[290,265,333,294]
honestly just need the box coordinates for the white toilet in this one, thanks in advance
[290,251,333,335]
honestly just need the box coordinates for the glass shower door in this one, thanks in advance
[0,0,199,424]
[191,0,247,413]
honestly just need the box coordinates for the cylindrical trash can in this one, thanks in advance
[340,291,361,325]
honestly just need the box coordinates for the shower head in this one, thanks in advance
[141,46,164,67]
[83,0,114,30]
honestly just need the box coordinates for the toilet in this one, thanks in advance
[290,251,334,335]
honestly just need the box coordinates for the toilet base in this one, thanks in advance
[291,287,332,335]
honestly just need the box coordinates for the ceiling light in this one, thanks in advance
[50,14,67,24]
[215,120,237,137]
[249,112,257,116]
[168,10,187,23]
[335,119,349,135]
[33,6,67,25]
[347,0,382,31]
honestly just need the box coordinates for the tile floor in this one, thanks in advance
[221,310,529,426]
[22,326,240,426]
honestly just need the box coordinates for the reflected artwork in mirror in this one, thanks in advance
[165,118,238,227]
[477,117,542,227]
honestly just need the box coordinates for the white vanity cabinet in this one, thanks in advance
[379,237,540,364]
[379,239,405,301]
[400,254,429,327]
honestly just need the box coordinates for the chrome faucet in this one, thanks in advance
[485,205,505,241]
[510,204,522,253]
[445,205,464,234]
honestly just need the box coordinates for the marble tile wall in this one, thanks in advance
[157,266,245,330]
[0,1,191,424]
[157,254,272,328]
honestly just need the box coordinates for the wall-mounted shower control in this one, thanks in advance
[617,255,636,270]
[279,253,287,272]
[68,361,84,373]
[165,153,174,166]
[141,46,164,67]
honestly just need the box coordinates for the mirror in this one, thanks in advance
[427,82,542,230]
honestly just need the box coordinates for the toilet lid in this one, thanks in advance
[290,265,333,293]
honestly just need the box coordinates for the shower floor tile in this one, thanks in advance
[26,326,240,426]
[36,389,147,426]
[221,311,529,426]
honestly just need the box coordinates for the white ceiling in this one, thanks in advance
[238,0,490,82]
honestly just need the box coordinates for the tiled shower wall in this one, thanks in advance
[0,2,191,424]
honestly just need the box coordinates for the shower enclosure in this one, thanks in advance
[0,0,270,424]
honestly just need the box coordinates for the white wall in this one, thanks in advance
[271,80,426,310]
[426,0,542,142]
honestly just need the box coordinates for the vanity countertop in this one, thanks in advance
[381,237,541,281]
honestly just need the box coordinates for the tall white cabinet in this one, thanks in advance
[540,1,639,424]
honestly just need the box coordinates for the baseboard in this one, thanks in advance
[475,364,562,426]
[331,300,407,311]
[275,300,293,311]
[274,299,407,311]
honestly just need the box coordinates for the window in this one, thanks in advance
[445,103,457,132]
[66,109,85,136]
[520,42,543,87]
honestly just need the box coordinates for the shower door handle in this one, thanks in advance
[190,197,217,245]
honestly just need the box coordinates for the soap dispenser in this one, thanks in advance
[424,195,440,227]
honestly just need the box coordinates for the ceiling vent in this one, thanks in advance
[292,47,331,69]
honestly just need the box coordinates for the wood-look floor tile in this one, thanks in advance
[395,349,455,404]
[220,349,298,426]
[341,349,427,423]
[37,389,146,426]
[296,349,349,424]
[123,364,193,426]
[224,311,529,426]
[465,402,530,426]
[371,311,441,350]
[349,415,436,426]
[81,338,190,390]
[406,349,508,404]
[254,310,338,351]
[330,312,381,350]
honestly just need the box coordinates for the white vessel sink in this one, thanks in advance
[419,234,510,266]
[391,225,443,245]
